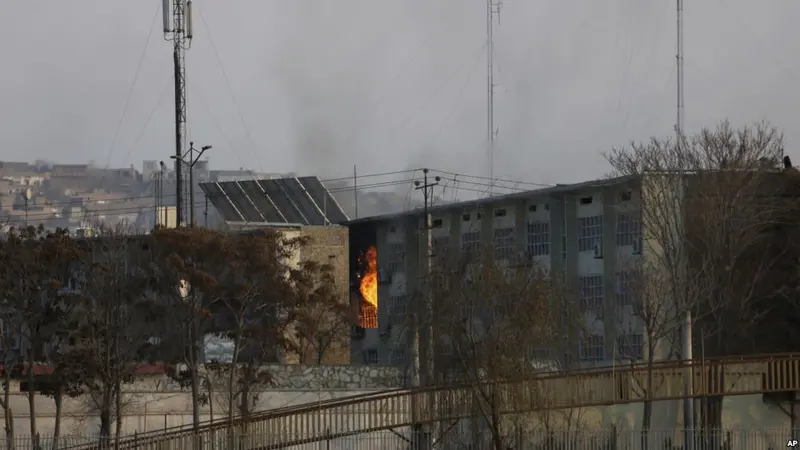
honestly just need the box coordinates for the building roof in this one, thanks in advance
[200,176,349,226]
[346,175,636,225]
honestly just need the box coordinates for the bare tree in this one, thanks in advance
[0,225,85,447]
[208,230,313,422]
[291,260,355,365]
[0,313,17,449]
[39,308,88,450]
[73,228,169,440]
[604,121,790,437]
[611,257,682,447]
[151,227,229,430]
[426,244,578,450]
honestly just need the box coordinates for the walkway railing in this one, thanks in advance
[75,353,800,449]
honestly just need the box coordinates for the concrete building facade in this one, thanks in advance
[348,176,647,368]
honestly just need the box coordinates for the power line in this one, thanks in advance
[428,169,553,187]
[195,5,264,173]
[103,4,160,169]
[122,75,174,166]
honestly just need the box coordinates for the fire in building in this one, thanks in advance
[357,245,378,328]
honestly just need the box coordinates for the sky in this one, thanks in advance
[0,0,798,187]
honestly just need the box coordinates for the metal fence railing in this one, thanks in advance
[75,353,800,449]
[0,427,794,450]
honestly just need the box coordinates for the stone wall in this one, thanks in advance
[2,364,405,437]
[266,363,403,389]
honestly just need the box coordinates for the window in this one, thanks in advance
[363,349,379,365]
[617,334,644,360]
[615,272,633,306]
[390,349,406,366]
[579,334,605,362]
[578,215,603,252]
[461,230,481,254]
[388,295,407,325]
[494,208,507,217]
[494,227,515,261]
[580,275,604,313]
[432,219,443,228]
[527,221,550,256]
[387,242,405,274]
[616,213,641,247]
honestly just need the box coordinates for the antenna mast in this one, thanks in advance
[675,0,684,141]
[487,0,501,196]
[163,0,194,227]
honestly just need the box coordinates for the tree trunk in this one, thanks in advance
[189,307,201,431]
[26,351,37,450]
[3,372,14,450]
[99,387,113,439]
[226,336,241,450]
[239,383,250,418]
[641,354,655,450]
[488,386,504,450]
[490,411,503,450]
[227,336,241,424]
[114,377,123,444]
[51,387,63,450]
[6,408,13,450]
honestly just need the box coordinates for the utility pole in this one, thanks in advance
[203,194,208,227]
[413,168,439,450]
[414,168,440,385]
[675,0,693,447]
[152,168,162,229]
[171,141,211,227]
[486,0,501,196]
[159,161,167,227]
[163,0,194,227]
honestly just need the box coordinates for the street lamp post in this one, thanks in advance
[171,142,211,227]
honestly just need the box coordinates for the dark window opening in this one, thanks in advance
[580,196,593,205]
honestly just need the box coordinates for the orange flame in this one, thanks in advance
[358,246,378,328]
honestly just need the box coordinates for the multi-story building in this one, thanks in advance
[347,175,648,368]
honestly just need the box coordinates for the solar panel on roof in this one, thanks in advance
[259,179,305,224]
[299,177,349,224]
[200,183,243,222]
[279,178,322,225]
[237,180,287,223]
[282,178,326,225]
[201,176,346,225]
[218,182,264,222]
